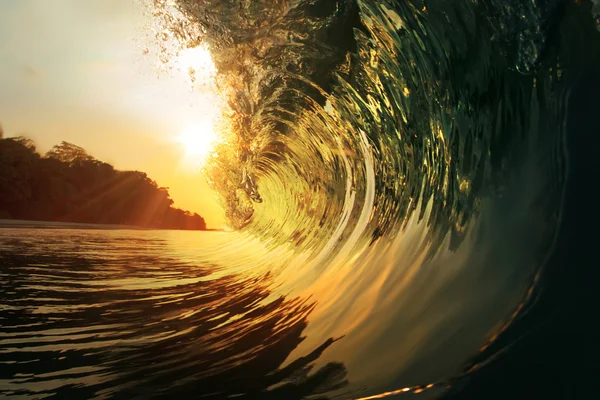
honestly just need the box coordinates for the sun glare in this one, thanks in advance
[175,46,217,86]
[169,45,225,171]
[178,121,218,164]
[177,46,215,70]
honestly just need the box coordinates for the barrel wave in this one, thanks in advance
[2,0,599,399]
[151,0,572,394]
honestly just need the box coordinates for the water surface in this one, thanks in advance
[2,0,600,398]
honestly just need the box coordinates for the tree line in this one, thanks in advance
[0,135,206,230]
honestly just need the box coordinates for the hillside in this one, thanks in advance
[0,137,207,230]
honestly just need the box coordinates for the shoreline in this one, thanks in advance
[0,219,225,232]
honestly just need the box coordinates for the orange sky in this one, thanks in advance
[0,0,226,228]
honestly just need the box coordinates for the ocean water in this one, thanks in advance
[0,221,551,399]
[2,0,600,399]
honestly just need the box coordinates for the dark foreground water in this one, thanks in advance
[2,0,600,399]
[2,226,506,399]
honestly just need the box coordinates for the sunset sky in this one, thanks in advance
[0,0,226,228]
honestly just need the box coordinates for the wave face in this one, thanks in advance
[147,0,593,397]
[147,0,578,393]
[154,0,565,245]
[2,0,599,399]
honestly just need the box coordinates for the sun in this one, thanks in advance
[169,45,224,170]
[176,46,215,72]
[174,45,217,87]
[177,121,218,166]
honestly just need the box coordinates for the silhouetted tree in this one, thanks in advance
[46,141,94,164]
[0,138,40,216]
[0,137,207,230]
[12,136,37,152]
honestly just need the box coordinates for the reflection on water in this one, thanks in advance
[0,181,559,399]
[0,228,347,399]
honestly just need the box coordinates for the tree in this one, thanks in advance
[11,136,37,152]
[46,141,94,165]
[0,138,208,229]
[0,138,40,210]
